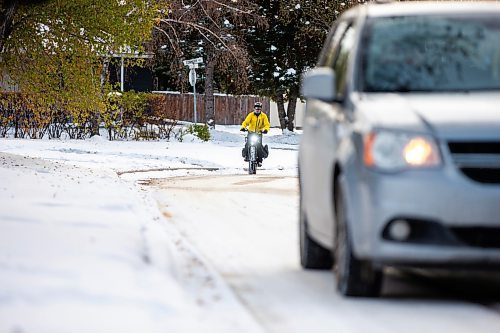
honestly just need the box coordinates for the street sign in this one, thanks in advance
[189,68,197,87]
[183,57,203,66]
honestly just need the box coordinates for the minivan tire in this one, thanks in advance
[299,193,333,269]
[334,182,382,297]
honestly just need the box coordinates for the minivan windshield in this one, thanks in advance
[361,15,500,92]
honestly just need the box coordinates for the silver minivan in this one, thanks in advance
[299,1,500,297]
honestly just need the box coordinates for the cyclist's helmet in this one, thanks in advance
[254,102,263,113]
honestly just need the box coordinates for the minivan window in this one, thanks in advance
[319,21,349,67]
[333,24,356,99]
[361,15,500,92]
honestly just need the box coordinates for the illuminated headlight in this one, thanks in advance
[250,135,259,145]
[363,131,441,170]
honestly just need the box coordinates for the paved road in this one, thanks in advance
[149,174,500,333]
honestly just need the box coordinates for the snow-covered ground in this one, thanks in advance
[0,126,298,333]
[3,125,500,333]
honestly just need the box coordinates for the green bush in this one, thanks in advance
[103,91,150,140]
[187,124,210,141]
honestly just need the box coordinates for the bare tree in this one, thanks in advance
[153,0,266,126]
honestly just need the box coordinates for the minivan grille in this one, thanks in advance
[451,227,500,248]
[448,142,500,154]
[448,141,500,184]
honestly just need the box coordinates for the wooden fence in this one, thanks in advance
[151,92,270,125]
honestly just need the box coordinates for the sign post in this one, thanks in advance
[189,68,197,123]
[183,57,203,124]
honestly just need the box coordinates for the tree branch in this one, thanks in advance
[158,18,238,59]
[207,0,254,16]
[153,25,183,57]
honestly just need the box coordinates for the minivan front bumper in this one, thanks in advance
[344,149,500,267]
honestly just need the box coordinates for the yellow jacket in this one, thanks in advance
[241,112,270,133]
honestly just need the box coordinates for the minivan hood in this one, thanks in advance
[355,92,500,140]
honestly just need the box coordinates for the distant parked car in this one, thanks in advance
[299,1,500,297]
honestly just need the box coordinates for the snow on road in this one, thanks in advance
[149,174,500,333]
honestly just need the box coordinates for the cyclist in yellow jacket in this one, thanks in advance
[240,102,270,165]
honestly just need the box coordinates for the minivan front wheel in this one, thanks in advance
[299,193,333,269]
[334,183,382,297]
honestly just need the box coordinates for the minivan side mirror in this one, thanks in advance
[301,67,336,102]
